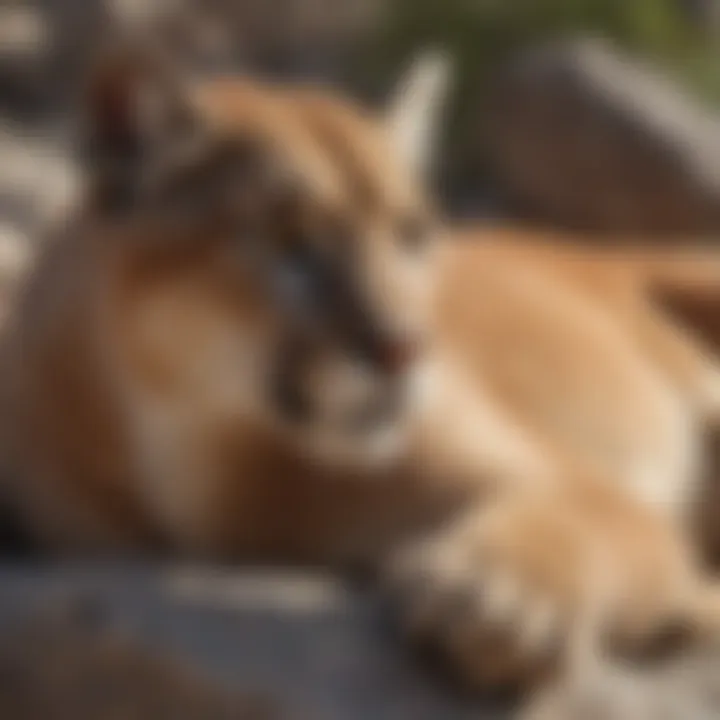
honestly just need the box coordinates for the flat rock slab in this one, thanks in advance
[0,565,506,720]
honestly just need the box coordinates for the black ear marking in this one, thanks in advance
[82,50,146,212]
[80,42,201,214]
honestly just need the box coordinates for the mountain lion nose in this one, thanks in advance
[367,334,420,376]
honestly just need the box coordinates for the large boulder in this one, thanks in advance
[485,38,720,239]
[0,567,496,720]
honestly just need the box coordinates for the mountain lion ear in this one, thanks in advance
[82,41,205,213]
[385,50,453,178]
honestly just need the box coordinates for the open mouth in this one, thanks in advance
[337,383,404,433]
[270,355,405,434]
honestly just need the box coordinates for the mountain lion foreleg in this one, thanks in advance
[384,478,720,693]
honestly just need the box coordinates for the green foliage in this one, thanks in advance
[359,0,720,185]
[369,0,715,88]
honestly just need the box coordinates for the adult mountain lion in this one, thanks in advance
[4,44,720,715]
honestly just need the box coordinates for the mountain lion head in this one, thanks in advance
[84,44,452,465]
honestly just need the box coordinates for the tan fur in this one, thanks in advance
[4,60,720,713]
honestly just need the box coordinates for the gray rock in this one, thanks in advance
[485,38,720,238]
[0,121,79,306]
[0,566,506,720]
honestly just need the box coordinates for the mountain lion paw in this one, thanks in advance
[386,499,600,691]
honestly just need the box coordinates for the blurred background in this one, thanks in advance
[0,1,719,718]
[0,0,719,264]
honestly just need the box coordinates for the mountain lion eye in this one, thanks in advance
[397,216,431,253]
[274,244,320,307]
